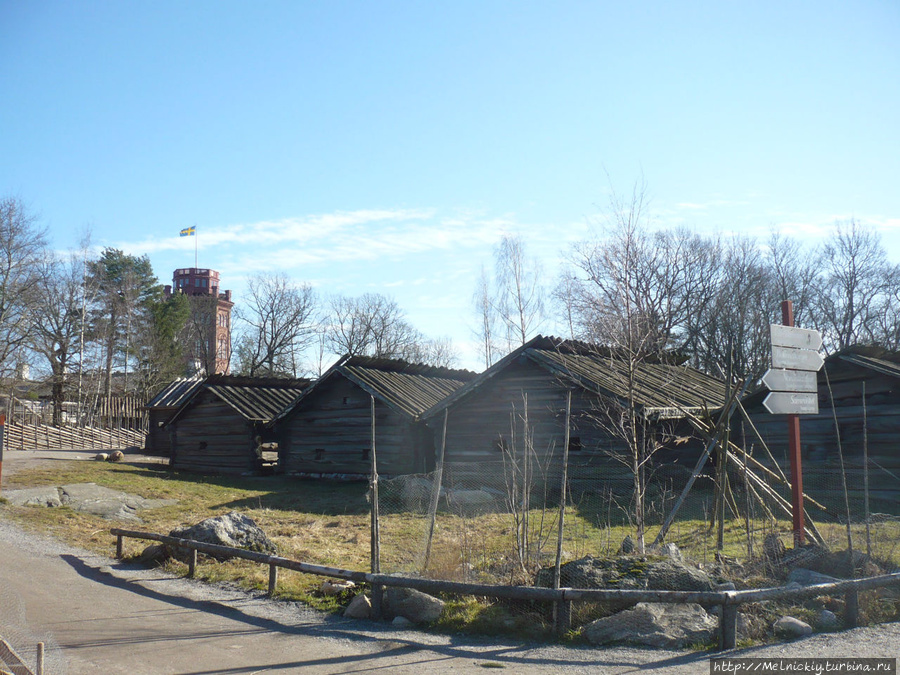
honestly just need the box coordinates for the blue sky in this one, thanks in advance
[2,1,899,371]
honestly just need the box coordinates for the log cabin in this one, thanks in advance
[143,377,203,456]
[419,336,728,495]
[166,374,310,474]
[273,356,476,477]
[741,346,900,511]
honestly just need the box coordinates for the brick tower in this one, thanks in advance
[165,268,233,375]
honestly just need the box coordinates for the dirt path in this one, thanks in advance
[1,447,898,674]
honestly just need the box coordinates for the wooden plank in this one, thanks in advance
[771,346,824,372]
[770,324,823,350]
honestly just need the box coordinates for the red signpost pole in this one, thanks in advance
[781,301,805,546]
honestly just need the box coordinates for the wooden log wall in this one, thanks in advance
[744,369,900,511]
[280,377,426,476]
[431,358,709,497]
[170,397,257,474]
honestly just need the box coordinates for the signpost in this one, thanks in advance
[764,302,824,546]
[762,392,819,415]
[761,368,817,394]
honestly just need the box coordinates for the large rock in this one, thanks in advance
[3,483,175,521]
[344,594,372,619]
[383,587,445,624]
[786,568,840,587]
[536,555,715,593]
[583,602,718,648]
[774,615,813,638]
[168,512,276,563]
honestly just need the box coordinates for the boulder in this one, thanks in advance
[817,609,840,630]
[168,512,277,563]
[108,450,125,462]
[95,453,109,461]
[774,615,813,638]
[383,587,445,624]
[443,489,495,513]
[786,568,840,587]
[583,602,717,648]
[319,579,356,596]
[535,555,716,593]
[344,594,372,619]
[138,544,170,566]
[619,535,635,554]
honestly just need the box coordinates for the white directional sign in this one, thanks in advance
[761,368,817,393]
[770,324,824,351]
[771,345,825,372]
[763,391,819,415]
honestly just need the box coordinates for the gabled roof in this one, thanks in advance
[144,377,204,410]
[422,335,727,420]
[167,374,312,425]
[274,355,477,423]
[832,351,900,380]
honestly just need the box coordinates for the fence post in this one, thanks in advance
[844,588,859,628]
[188,548,197,578]
[554,599,571,637]
[268,563,278,597]
[719,603,738,650]
[116,534,124,559]
[371,582,384,620]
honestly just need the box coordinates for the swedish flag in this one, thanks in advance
[180,226,196,237]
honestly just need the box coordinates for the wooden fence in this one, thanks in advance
[111,527,900,651]
[4,421,144,452]
[0,638,43,675]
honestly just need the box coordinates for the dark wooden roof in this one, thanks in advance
[144,377,204,410]
[423,335,727,420]
[167,374,312,424]
[275,356,477,422]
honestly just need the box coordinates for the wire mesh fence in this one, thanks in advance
[374,433,900,635]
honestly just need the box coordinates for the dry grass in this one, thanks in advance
[4,456,899,634]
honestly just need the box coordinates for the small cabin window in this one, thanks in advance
[568,436,582,453]
[342,397,350,405]
[314,448,324,461]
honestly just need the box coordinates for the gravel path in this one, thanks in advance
[1,447,898,674]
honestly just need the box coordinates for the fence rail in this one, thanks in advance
[111,527,900,650]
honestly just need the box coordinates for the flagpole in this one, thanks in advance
[195,225,198,268]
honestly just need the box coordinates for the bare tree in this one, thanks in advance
[813,220,897,352]
[0,197,47,383]
[27,251,84,424]
[326,293,421,360]
[566,181,667,552]
[494,234,545,352]
[233,272,317,377]
[472,264,498,368]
